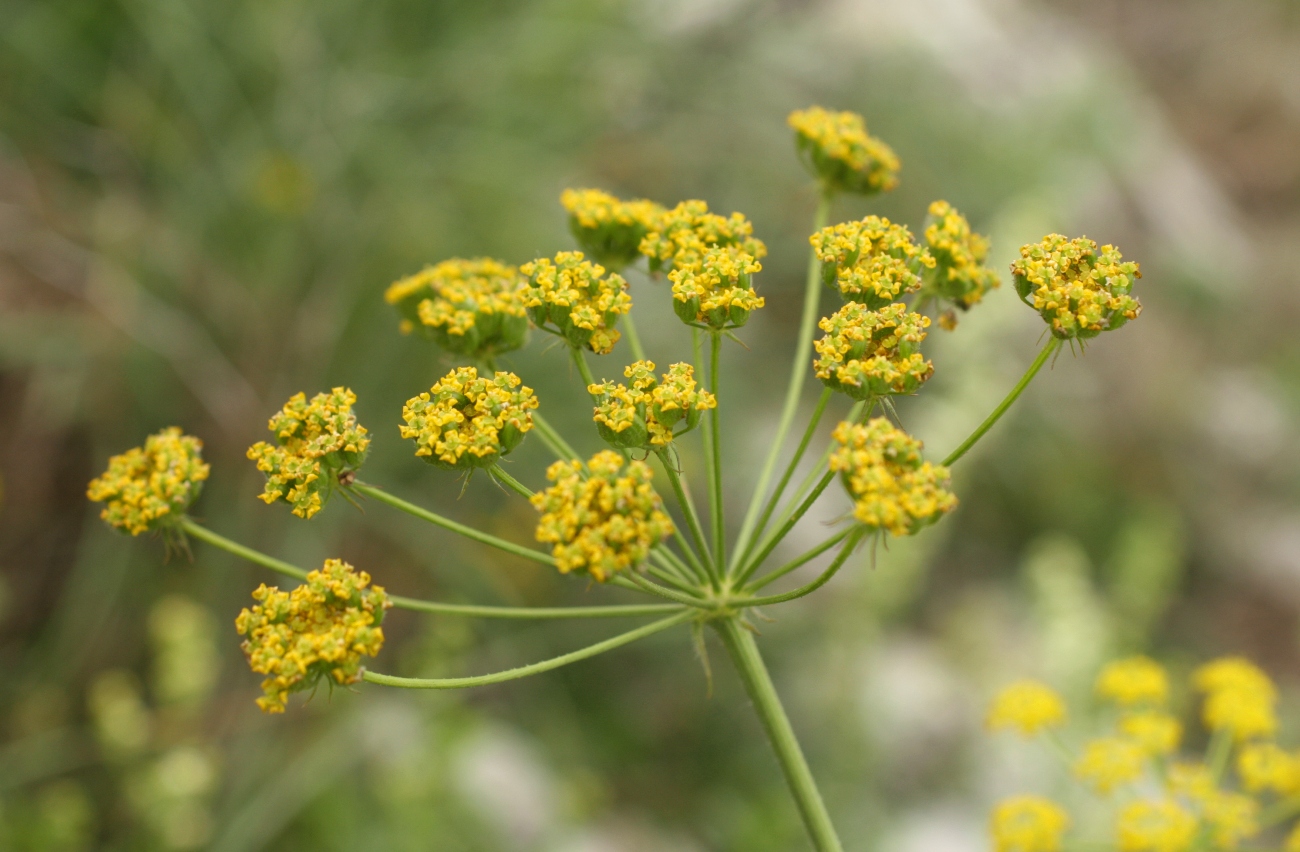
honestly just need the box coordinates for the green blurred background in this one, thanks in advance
[2,0,1298,848]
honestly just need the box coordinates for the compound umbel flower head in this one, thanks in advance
[811,216,935,309]
[384,258,529,360]
[247,388,370,519]
[561,188,665,272]
[814,302,933,401]
[788,106,900,197]
[521,251,631,355]
[87,427,210,535]
[1010,235,1141,340]
[400,367,537,470]
[236,558,390,713]
[589,360,716,450]
[829,418,956,537]
[531,450,674,582]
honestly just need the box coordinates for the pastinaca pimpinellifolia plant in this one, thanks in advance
[87,105,1142,851]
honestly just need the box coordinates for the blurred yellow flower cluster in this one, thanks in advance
[521,251,631,354]
[828,418,955,537]
[811,216,935,309]
[531,450,674,581]
[990,796,1069,852]
[400,367,537,470]
[814,302,932,401]
[87,427,210,535]
[987,656,1300,852]
[1011,234,1142,340]
[235,558,389,713]
[788,106,900,196]
[561,188,665,271]
[589,360,716,450]
[384,258,529,360]
[922,200,1000,314]
[246,388,370,519]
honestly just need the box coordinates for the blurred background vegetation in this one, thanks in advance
[2,0,1298,849]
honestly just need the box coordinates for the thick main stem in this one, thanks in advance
[941,336,1060,467]
[716,617,843,852]
[732,193,832,572]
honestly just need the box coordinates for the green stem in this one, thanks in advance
[181,518,674,619]
[1207,728,1233,785]
[644,553,704,595]
[715,617,843,852]
[609,574,710,608]
[655,448,717,585]
[654,543,703,585]
[736,469,837,585]
[732,192,832,578]
[352,481,554,567]
[746,528,852,592]
[731,387,833,576]
[707,331,725,571]
[622,312,647,362]
[941,336,1061,467]
[489,465,533,499]
[571,345,601,398]
[364,609,695,689]
[180,519,307,580]
[531,412,580,462]
[739,530,863,607]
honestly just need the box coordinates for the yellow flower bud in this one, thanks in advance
[87,428,210,536]
[247,388,370,519]
[788,106,899,196]
[814,302,932,400]
[400,367,537,470]
[1011,235,1141,340]
[235,558,390,713]
[561,188,665,271]
[531,450,674,582]
[520,251,631,354]
[829,418,956,537]
[385,258,528,359]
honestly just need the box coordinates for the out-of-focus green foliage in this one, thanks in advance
[3,0,1300,849]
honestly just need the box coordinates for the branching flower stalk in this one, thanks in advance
[87,107,1142,851]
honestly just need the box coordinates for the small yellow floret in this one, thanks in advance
[814,302,932,400]
[384,258,528,358]
[589,361,715,450]
[235,558,390,713]
[922,200,1000,315]
[1238,743,1300,795]
[87,428,210,535]
[246,388,369,519]
[561,188,665,270]
[531,450,674,582]
[1010,235,1141,340]
[810,216,934,309]
[1119,712,1182,756]
[788,106,900,196]
[987,680,1067,737]
[1116,800,1198,852]
[829,419,956,537]
[1096,656,1170,707]
[1075,737,1147,794]
[520,251,630,354]
[989,796,1069,852]
[400,367,537,470]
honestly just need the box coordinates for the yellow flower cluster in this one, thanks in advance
[814,302,933,400]
[788,106,900,196]
[531,450,674,582]
[1010,235,1142,340]
[1194,657,1278,741]
[589,360,716,450]
[922,200,1000,313]
[384,258,529,359]
[828,418,956,537]
[561,188,665,271]
[990,796,1069,852]
[987,680,1067,736]
[811,216,935,309]
[400,367,537,470]
[639,199,767,276]
[235,558,389,713]
[247,388,370,519]
[989,656,1300,852]
[520,251,631,354]
[87,427,210,535]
